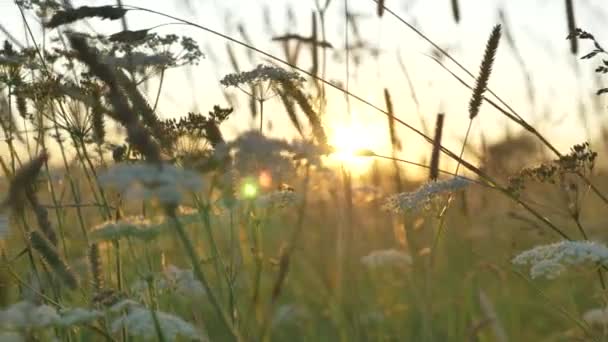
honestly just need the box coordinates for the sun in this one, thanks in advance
[327,123,377,172]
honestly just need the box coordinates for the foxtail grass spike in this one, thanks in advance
[384,89,400,151]
[565,0,577,54]
[282,81,327,147]
[451,0,460,23]
[26,189,57,246]
[469,25,501,120]
[89,243,103,292]
[4,152,48,212]
[377,0,385,17]
[45,5,128,28]
[91,87,106,145]
[30,230,79,290]
[430,113,445,181]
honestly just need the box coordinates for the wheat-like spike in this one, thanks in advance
[25,188,57,246]
[14,87,28,120]
[430,113,445,181]
[468,24,501,120]
[90,89,106,145]
[3,151,48,212]
[282,81,327,147]
[278,88,304,137]
[377,0,385,17]
[45,5,127,28]
[30,230,79,290]
[565,0,577,54]
[69,35,161,163]
[89,243,103,292]
[451,0,460,23]
[384,89,401,151]
[115,70,163,140]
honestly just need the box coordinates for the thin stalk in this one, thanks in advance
[259,99,264,133]
[165,206,242,341]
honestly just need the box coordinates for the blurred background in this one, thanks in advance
[1,0,607,176]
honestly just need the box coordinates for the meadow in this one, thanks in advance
[1,0,608,341]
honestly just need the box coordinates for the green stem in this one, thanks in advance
[165,206,242,342]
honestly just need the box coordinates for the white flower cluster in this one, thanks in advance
[111,307,204,341]
[55,308,102,326]
[512,240,608,279]
[255,190,299,208]
[290,139,328,167]
[98,162,202,204]
[382,177,470,213]
[229,130,291,157]
[0,332,23,342]
[91,216,165,242]
[361,249,412,268]
[583,307,608,326]
[163,264,206,297]
[131,265,206,299]
[0,302,102,332]
[229,131,295,179]
[220,64,305,87]
[101,52,173,68]
[0,301,59,329]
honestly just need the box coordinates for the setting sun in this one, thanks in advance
[327,121,384,172]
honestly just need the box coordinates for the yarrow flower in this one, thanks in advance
[255,190,299,208]
[512,240,608,279]
[0,301,59,329]
[583,307,608,326]
[98,162,202,204]
[110,307,204,341]
[361,249,412,268]
[220,64,305,88]
[55,308,102,326]
[91,216,165,241]
[163,264,206,297]
[382,177,470,213]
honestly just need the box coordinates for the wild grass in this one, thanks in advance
[0,1,608,341]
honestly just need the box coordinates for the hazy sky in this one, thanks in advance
[1,0,607,171]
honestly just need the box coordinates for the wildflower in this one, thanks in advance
[229,131,295,180]
[0,332,24,342]
[255,190,299,208]
[361,249,412,268]
[100,52,173,68]
[583,307,608,326]
[290,139,328,167]
[108,299,142,313]
[163,265,206,297]
[0,301,59,329]
[98,162,202,204]
[229,130,291,157]
[110,307,204,341]
[91,216,165,241]
[220,64,305,88]
[512,240,608,279]
[382,177,470,213]
[55,308,102,326]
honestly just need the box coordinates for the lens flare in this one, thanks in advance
[242,182,258,198]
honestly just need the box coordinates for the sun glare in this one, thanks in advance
[328,123,378,172]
